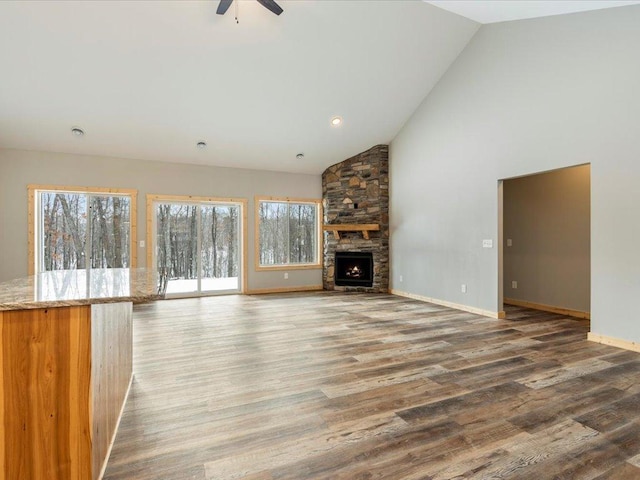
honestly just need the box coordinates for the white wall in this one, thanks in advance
[390,5,640,342]
[0,149,322,290]
[503,165,590,313]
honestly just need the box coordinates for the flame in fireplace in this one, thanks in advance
[346,265,364,278]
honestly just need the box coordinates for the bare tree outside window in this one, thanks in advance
[154,202,240,293]
[200,204,238,279]
[155,204,199,281]
[258,200,318,266]
[90,195,130,268]
[39,192,130,271]
[289,203,316,264]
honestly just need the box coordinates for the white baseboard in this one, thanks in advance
[587,332,640,353]
[390,289,504,319]
[504,298,590,319]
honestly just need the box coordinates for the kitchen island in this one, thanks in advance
[0,269,164,480]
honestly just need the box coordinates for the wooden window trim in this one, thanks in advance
[254,195,323,272]
[28,184,138,275]
[146,194,249,294]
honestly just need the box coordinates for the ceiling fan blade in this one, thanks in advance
[216,0,233,15]
[256,0,283,16]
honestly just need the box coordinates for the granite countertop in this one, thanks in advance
[0,268,165,311]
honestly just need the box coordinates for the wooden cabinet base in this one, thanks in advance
[0,302,133,480]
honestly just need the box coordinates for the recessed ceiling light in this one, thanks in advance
[330,116,343,127]
[71,127,85,137]
[196,141,207,149]
[296,153,304,160]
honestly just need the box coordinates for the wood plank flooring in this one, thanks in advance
[103,292,640,479]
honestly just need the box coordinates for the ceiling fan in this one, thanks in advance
[217,0,283,17]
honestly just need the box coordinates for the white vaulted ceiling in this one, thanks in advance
[0,1,637,174]
[0,1,478,174]
[425,1,640,24]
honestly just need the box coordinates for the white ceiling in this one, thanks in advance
[0,0,478,175]
[0,1,637,175]
[425,0,640,24]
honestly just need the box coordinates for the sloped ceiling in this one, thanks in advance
[0,1,478,174]
[426,1,640,24]
[1,1,637,174]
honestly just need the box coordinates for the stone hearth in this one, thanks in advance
[322,144,389,292]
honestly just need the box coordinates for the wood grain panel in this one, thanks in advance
[0,306,4,476]
[245,285,323,295]
[0,306,92,480]
[91,303,133,479]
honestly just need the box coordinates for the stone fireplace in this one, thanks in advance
[322,144,389,293]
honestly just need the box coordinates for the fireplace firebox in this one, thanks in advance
[335,252,373,287]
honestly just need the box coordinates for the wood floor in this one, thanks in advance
[103,292,640,480]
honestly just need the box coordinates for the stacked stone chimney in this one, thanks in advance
[322,145,389,293]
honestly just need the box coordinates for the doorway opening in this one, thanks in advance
[498,164,591,319]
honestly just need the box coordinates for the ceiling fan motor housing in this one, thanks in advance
[217,0,283,16]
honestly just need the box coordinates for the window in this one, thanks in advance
[147,194,247,296]
[256,196,322,270]
[28,185,137,274]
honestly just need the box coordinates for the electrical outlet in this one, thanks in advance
[284,272,288,279]
[461,284,467,293]
[139,240,145,248]
[482,239,493,248]
[511,280,518,289]
[399,275,403,282]
[507,238,512,247]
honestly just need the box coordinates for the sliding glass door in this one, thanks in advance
[153,200,241,296]
[200,204,239,292]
